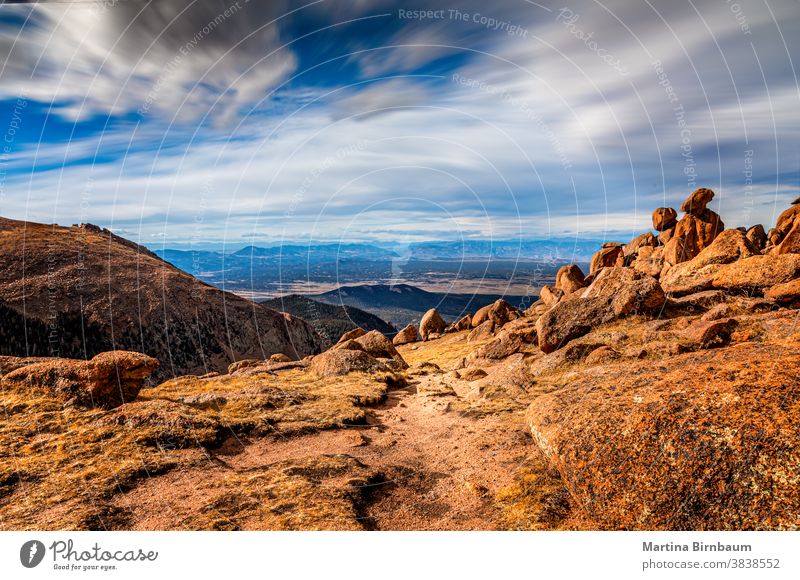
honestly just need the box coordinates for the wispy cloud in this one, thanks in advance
[0,0,798,246]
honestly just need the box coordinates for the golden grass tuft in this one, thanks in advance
[0,367,398,529]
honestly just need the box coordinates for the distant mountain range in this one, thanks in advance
[154,239,598,296]
[260,294,396,347]
[308,283,532,329]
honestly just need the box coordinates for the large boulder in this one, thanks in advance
[746,224,767,250]
[539,285,564,307]
[581,267,666,316]
[652,207,678,231]
[310,349,390,377]
[2,351,158,408]
[537,268,665,354]
[392,324,419,346]
[470,299,519,329]
[446,315,472,333]
[712,254,800,293]
[336,327,367,344]
[555,264,586,295]
[535,297,615,354]
[765,278,800,303]
[527,341,800,529]
[419,308,447,340]
[660,229,760,295]
[589,246,624,274]
[355,330,407,368]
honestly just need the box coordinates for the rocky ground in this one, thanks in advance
[1,187,800,530]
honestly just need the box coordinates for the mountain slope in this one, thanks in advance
[260,295,396,347]
[0,218,322,377]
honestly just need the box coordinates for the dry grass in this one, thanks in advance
[494,450,572,530]
[397,331,490,369]
[0,368,398,530]
[176,455,381,531]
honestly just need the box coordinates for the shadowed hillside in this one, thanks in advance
[261,295,396,348]
[0,218,323,378]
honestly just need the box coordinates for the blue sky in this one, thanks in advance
[0,0,798,249]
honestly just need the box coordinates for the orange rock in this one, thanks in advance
[420,308,447,340]
[589,246,624,274]
[470,299,519,329]
[539,285,564,307]
[3,350,158,408]
[680,187,715,215]
[682,317,737,348]
[764,278,800,303]
[624,232,657,258]
[310,349,389,377]
[661,229,759,295]
[355,330,407,367]
[584,345,620,365]
[392,324,419,346]
[555,264,586,295]
[663,210,725,265]
[712,254,800,292]
[745,224,767,250]
[652,207,678,231]
[527,341,800,529]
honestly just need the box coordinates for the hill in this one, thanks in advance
[0,218,322,378]
[308,283,531,328]
[260,295,396,347]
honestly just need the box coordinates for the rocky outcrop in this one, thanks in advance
[470,299,519,329]
[662,189,725,265]
[661,229,760,295]
[393,324,419,345]
[527,341,800,529]
[354,330,407,368]
[420,309,447,340]
[536,268,665,353]
[711,254,800,293]
[2,351,158,408]
[310,349,390,377]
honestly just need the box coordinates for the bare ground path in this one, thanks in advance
[112,371,536,530]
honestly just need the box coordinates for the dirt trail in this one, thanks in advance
[114,371,535,530]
